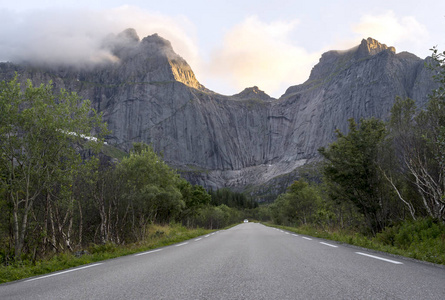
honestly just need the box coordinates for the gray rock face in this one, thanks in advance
[0,33,437,197]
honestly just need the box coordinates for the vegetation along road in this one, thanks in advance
[0,222,444,299]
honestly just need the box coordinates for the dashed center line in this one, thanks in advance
[355,252,403,264]
[195,238,202,241]
[292,234,299,237]
[135,249,163,256]
[205,235,210,238]
[320,242,338,248]
[25,263,103,282]
[285,232,290,235]
[302,237,313,240]
[175,242,189,247]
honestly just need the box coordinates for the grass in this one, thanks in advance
[101,144,129,161]
[264,218,445,266]
[0,224,212,284]
[3,219,443,284]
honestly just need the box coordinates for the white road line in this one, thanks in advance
[205,235,210,238]
[25,263,103,282]
[302,237,313,240]
[292,234,299,237]
[285,232,290,235]
[175,242,189,247]
[355,252,403,264]
[135,249,163,256]
[195,238,202,241]
[320,242,338,248]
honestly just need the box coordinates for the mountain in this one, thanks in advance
[0,32,437,200]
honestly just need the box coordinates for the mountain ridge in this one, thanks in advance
[0,31,437,200]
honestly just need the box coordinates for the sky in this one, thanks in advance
[1,1,444,98]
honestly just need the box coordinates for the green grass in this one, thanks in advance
[0,224,212,284]
[264,218,445,265]
[101,144,129,161]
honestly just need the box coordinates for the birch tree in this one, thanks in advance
[0,75,107,259]
[386,49,445,222]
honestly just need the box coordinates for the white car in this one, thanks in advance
[243,219,248,223]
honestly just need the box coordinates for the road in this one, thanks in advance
[1,223,444,299]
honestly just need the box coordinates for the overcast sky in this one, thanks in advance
[1,0,444,97]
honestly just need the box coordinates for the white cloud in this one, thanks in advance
[204,16,319,97]
[352,11,429,50]
[106,6,199,68]
[0,6,199,68]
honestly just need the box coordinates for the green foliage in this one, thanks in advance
[0,224,212,284]
[270,180,322,226]
[376,218,445,259]
[178,180,211,226]
[0,74,108,258]
[101,144,129,161]
[117,144,184,237]
[319,118,392,234]
[268,218,445,265]
[194,204,241,229]
[386,49,445,221]
[209,188,258,209]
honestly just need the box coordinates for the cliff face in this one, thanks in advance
[0,33,437,197]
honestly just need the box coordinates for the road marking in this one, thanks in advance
[320,242,338,248]
[195,238,202,241]
[25,263,103,282]
[302,237,313,240]
[135,249,163,256]
[205,235,210,238]
[292,234,299,237]
[355,252,403,264]
[285,232,290,235]
[176,242,189,247]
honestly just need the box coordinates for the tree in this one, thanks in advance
[384,97,419,220]
[319,118,391,234]
[385,48,445,222]
[117,144,184,240]
[178,180,211,227]
[270,180,321,226]
[0,75,107,258]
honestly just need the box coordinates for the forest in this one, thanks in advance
[1,47,445,268]
[268,48,445,263]
[0,76,257,265]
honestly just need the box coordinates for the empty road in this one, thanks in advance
[1,223,444,299]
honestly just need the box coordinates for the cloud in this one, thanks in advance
[106,6,199,68]
[352,11,429,50]
[0,6,199,68]
[204,16,320,97]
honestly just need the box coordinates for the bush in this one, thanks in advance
[375,218,445,263]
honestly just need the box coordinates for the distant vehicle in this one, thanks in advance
[243,219,248,223]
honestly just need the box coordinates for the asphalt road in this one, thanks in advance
[1,223,444,299]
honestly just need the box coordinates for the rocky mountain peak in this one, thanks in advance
[117,28,140,43]
[356,37,396,58]
[0,34,436,200]
[101,29,204,90]
[299,37,396,85]
[102,28,140,59]
[232,86,275,101]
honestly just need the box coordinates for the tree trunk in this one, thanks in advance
[78,200,83,248]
